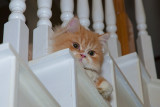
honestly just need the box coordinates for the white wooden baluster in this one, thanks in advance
[60,0,74,27]
[33,0,53,59]
[3,0,29,62]
[105,0,121,58]
[135,0,157,79]
[77,0,90,29]
[92,0,104,34]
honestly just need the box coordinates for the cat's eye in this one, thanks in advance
[73,42,80,49]
[88,50,95,56]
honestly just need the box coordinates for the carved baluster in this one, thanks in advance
[92,0,104,34]
[3,0,29,62]
[105,0,121,58]
[60,0,74,27]
[33,0,53,59]
[77,0,90,29]
[135,0,157,79]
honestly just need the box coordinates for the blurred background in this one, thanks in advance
[0,0,160,78]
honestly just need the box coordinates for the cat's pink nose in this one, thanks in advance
[80,54,86,58]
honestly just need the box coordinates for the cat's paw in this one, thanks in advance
[97,81,113,99]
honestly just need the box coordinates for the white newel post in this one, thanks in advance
[105,0,121,58]
[135,0,157,79]
[33,0,53,59]
[3,0,29,62]
[60,0,74,27]
[92,0,104,34]
[77,0,90,29]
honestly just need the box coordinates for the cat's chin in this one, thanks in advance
[75,58,99,73]
[84,67,98,73]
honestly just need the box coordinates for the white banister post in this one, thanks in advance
[77,0,90,29]
[33,0,53,59]
[92,0,104,34]
[60,0,74,27]
[3,0,29,62]
[105,0,121,58]
[135,0,157,79]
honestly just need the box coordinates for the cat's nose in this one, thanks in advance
[80,54,86,58]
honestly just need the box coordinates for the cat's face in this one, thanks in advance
[53,18,109,72]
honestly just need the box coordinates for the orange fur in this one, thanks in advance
[52,17,112,99]
[52,22,104,72]
[96,77,106,87]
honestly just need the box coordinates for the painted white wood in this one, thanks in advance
[33,0,53,59]
[29,48,111,107]
[37,0,52,27]
[105,0,121,58]
[0,43,60,107]
[115,53,144,104]
[3,0,29,62]
[101,54,143,107]
[135,0,157,79]
[139,55,160,107]
[140,62,160,107]
[101,54,117,107]
[76,61,111,107]
[148,79,160,107]
[9,0,26,21]
[92,0,104,34]
[114,64,143,107]
[102,53,144,107]
[30,49,77,107]
[60,0,74,27]
[140,62,152,107]
[33,26,53,59]
[77,0,90,29]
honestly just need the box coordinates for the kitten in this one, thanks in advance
[52,17,113,99]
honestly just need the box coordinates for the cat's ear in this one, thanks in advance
[99,33,110,43]
[66,17,80,33]
[99,33,110,53]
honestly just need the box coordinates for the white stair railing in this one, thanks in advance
[60,0,74,27]
[115,53,144,103]
[92,1,117,106]
[147,79,160,107]
[29,49,111,107]
[77,0,90,29]
[101,53,144,107]
[114,51,160,107]
[114,63,143,107]
[33,0,53,59]
[2,0,160,107]
[92,0,104,34]
[135,0,157,79]
[3,0,29,62]
[0,43,60,107]
[105,0,121,58]
[101,54,118,107]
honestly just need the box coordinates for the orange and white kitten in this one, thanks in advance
[52,17,112,99]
